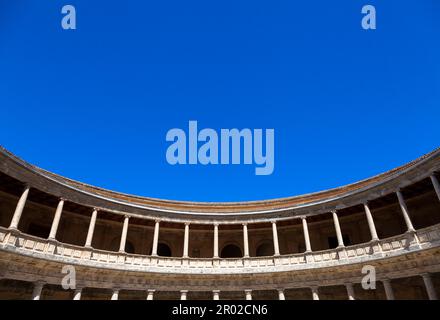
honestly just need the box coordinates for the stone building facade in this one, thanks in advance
[0,146,440,300]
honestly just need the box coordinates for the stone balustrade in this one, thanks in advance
[2,223,439,275]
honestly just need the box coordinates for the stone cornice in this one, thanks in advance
[0,146,439,223]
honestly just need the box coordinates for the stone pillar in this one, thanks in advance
[85,209,98,248]
[151,220,160,256]
[244,289,252,300]
[430,175,440,202]
[213,223,219,258]
[271,221,280,256]
[396,190,415,232]
[146,289,155,300]
[277,289,285,300]
[213,290,220,300]
[311,287,319,300]
[32,281,44,300]
[119,215,130,253]
[48,199,65,240]
[422,273,438,300]
[73,288,82,300]
[345,283,355,300]
[183,223,190,258]
[363,203,379,241]
[111,289,119,300]
[180,290,188,300]
[302,217,312,252]
[243,223,249,258]
[332,210,344,247]
[9,185,30,230]
[382,279,395,300]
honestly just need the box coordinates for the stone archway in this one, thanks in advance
[220,244,242,258]
[256,241,273,256]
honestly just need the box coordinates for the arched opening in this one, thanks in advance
[110,238,135,253]
[125,241,135,254]
[256,242,273,256]
[220,244,242,258]
[157,243,172,257]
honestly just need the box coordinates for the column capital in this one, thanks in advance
[331,209,338,214]
[154,219,161,224]
[242,222,248,227]
[212,290,220,293]
[184,222,190,226]
[34,280,45,287]
[244,289,252,293]
[213,222,220,227]
[270,220,277,225]
[123,214,131,220]
[92,207,99,212]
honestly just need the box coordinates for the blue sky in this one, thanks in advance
[0,0,439,202]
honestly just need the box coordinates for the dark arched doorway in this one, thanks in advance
[256,242,273,256]
[220,244,242,258]
[157,243,172,257]
[125,241,135,254]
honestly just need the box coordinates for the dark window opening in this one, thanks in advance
[220,244,242,258]
[26,223,50,239]
[327,235,351,249]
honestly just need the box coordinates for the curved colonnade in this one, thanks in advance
[1,147,440,300]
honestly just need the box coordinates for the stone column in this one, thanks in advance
[31,281,44,300]
[73,288,82,300]
[9,185,30,230]
[396,190,415,232]
[271,221,280,256]
[430,175,440,202]
[183,223,190,258]
[151,220,160,256]
[244,289,252,300]
[119,215,130,253]
[48,199,65,240]
[85,209,98,248]
[111,289,119,300]
[213,223,219,258]
[382,279,395,300]
[146,289,155,300]
[302,217,312,252]
[363,203,379,241]
[243,223,249,258]
[277,289,285,300]
[422,273,438,300]
[213,290,220,300]
[345,283,355,300]
[180,290,188,300]
[311,287,319,300]
[332,210,344,247]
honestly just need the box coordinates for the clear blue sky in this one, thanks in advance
[0,0,439,202]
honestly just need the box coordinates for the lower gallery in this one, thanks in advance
[0,146,440,300]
